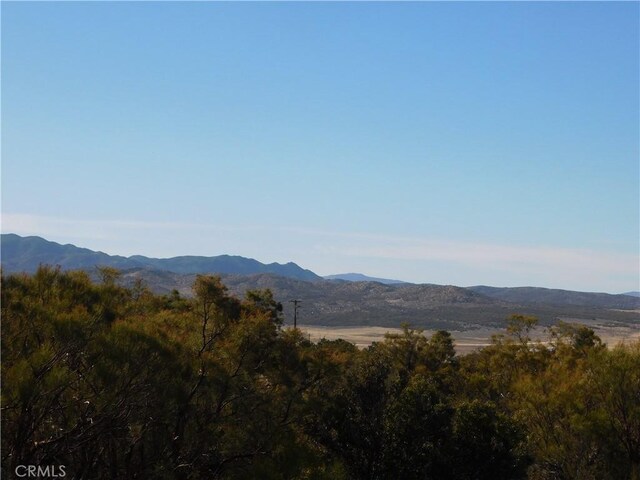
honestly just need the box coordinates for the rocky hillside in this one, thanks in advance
[469,285,640,310]
[114,269,640,331]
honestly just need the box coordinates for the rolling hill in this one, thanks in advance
[468,285,640,310]
[109,268,640,331]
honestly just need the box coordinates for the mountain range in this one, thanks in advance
[111,269,639,330]
[1,233,320,281]
[2,234,638,330]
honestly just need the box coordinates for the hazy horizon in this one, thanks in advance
[2,2,639,293]
[4,231,639,296]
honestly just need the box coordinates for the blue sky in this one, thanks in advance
[2,2,639,293]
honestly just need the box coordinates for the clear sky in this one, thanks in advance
[2,2,639,293]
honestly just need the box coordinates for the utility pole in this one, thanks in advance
[289,299,301,329]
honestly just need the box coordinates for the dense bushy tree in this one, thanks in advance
[309,326,528,479]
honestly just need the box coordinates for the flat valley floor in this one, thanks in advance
[297,317,640,354]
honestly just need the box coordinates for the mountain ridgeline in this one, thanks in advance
[468,285,640,310]
[2,234,639,330]
[1,233,320,281]
[324,273,407,284]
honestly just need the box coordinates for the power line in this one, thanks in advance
[289,299,301,329]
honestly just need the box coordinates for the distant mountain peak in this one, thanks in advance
[324,273,409,285]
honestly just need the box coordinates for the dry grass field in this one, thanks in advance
[297,317,640,354]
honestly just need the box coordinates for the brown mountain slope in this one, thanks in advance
[117,269,640,331]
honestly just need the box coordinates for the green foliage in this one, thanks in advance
[506,314,539,344]
[449,400,528,480]
[2,268,638,479]
[549,320,605,356]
